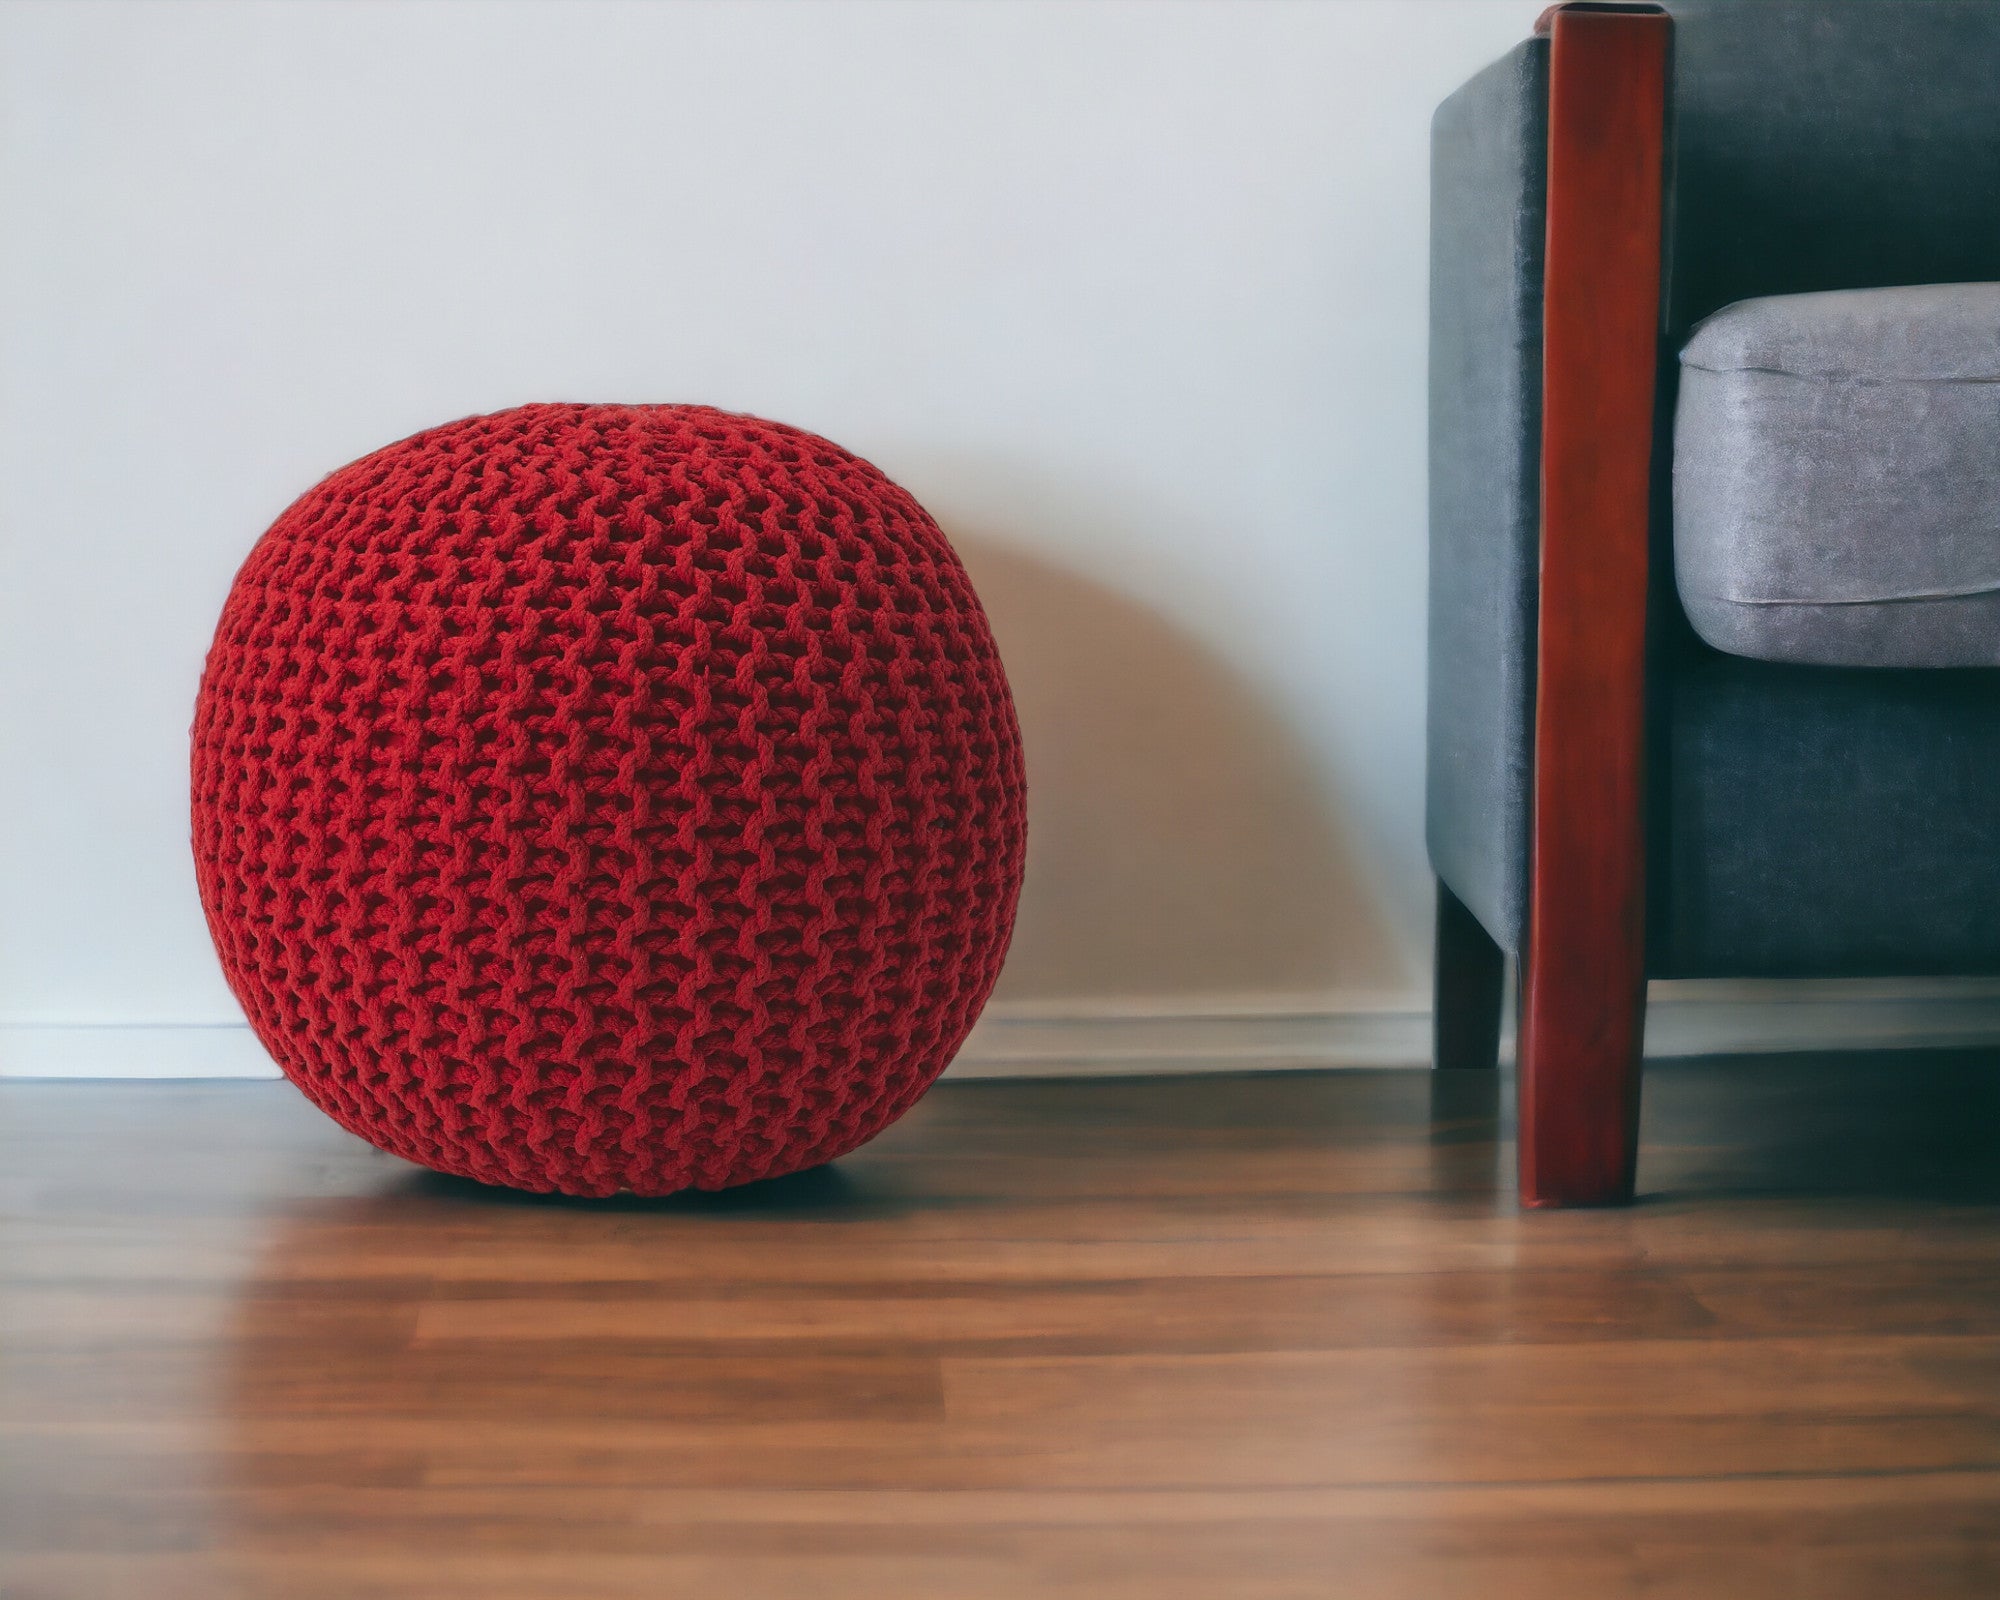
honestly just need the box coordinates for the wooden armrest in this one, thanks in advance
[1518,2,1669,1206]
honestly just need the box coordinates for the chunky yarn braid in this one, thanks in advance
[192,404,1026,1196]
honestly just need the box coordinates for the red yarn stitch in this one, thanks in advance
[191,404,1026,1196]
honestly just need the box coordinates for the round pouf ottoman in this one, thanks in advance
[192,404,1027,1196]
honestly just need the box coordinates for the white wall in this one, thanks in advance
[0,0,1539,1066]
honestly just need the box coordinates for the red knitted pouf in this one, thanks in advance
[192,404,1026,1196]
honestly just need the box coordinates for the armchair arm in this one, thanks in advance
[1517,2,1669,1205]
[1424,37,1549,952]
[1426,4,1669,1206]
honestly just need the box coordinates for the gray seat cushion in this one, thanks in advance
[1673,283,2000,667]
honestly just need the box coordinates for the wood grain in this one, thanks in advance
[1519,3,1671,1208]
[4,1053,1999,1598]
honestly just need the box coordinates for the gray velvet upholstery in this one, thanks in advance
[1660,653,2000,976]
[1425,39,1545,952]
[1675,284,2000,668]
[1426,0,2000,977]
[1664,1,2000,343]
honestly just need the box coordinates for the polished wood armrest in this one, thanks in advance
[1517,2,1669,1206]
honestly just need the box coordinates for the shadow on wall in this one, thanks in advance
[950,534,1403,1010]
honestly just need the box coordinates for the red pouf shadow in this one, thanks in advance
[193,404,1026,1196]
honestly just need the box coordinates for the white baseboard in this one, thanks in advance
[1639,976,2000,1060]
[950,978,2000,1078]
[5,979,1999,1080]
[0,1024,281,1080]
[949,1004,1429,1077]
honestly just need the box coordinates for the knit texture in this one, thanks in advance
[192,404,1026,1196]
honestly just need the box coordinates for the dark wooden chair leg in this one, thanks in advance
[1433,880,1504,1073]
[1516,3,1668,1208]
[1518,944,1647,1208]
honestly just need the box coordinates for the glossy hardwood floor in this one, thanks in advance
[4,1054,1998,1599]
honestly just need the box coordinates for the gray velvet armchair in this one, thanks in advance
[1427,0,2000,1206]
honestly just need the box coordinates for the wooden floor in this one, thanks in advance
[4,1054,1998,1600]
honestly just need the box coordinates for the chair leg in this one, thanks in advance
[1512,4,1667,1209]
[1517,930,1646,1208]
[1432,880,1504,1073]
